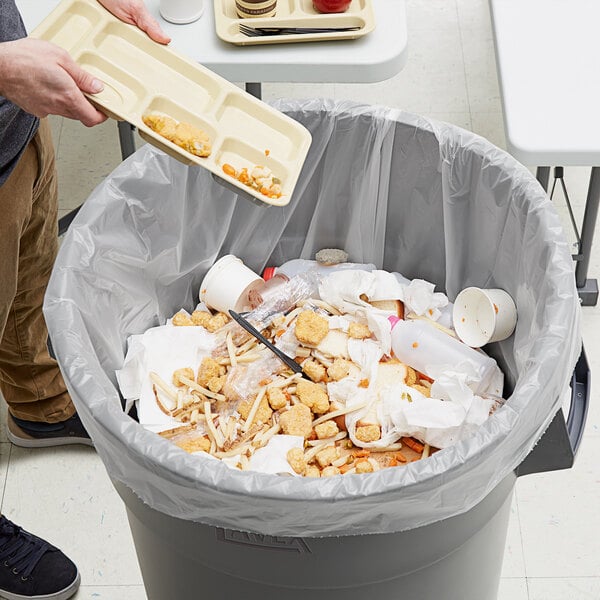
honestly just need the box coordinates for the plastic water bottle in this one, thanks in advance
[263,259,377,281]
[390,319,497,393]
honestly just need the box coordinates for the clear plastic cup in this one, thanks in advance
[453,287,517,348]
[199,255,263,314]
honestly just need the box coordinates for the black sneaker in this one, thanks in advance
[0,516,80,600]
[7,413,94,448]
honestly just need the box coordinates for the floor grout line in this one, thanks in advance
[0,442,13,513]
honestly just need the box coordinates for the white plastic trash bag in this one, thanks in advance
[44,99,581,536]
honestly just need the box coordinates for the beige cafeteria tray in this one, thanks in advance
[31,0,312,207]
[214,0,375,45]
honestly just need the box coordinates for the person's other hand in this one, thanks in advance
[0,38,107,126]
[98,0,171,44]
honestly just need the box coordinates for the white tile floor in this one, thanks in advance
[5,0,600,598]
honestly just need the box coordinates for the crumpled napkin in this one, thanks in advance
[319,270,405,314]
[403,279,448,321]
[115,324,216,432]
[327,360,499,449]
[247,435,305,475]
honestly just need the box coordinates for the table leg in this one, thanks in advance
[536,166,551,192]
[575,167,600,306]
[118,121,137,161]
[245,83,262,99]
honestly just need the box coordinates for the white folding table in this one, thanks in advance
[490,0,600,305]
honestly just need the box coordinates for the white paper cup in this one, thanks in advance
[199,255,263,314]
[453,287,517,347]
[159,0,204,24]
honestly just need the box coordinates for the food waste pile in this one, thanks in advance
[117,264,505,478]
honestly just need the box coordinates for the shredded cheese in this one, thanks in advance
[242,387,267,433]
[226,331,238,368]
[204,401,225,448]
[312,402,369,427]
[268,372,302,389]
[150,372,177,404]
[177,375,225,402]
[306,431,347,447]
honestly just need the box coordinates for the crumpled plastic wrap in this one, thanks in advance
[44,99,581,537]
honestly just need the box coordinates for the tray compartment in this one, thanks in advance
[227,13,364,35]
[215,137,292,192]
[36,0,99,53]
[215,92,307,161]
[76,52,147,116]
[139,96,219,155]
[94,23,222,113]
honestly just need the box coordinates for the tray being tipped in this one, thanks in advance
[214,0,375,45]
[31,0,313,207]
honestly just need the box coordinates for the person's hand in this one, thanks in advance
[0,38,107,127]
[98,0,171,44]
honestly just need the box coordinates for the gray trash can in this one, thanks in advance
[44,100,583,600]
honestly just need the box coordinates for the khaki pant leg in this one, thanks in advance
[0,119,74,423]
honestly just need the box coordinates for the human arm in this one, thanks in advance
[0,38,107,126]
[0,0,169,127]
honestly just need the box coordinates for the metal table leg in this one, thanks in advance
[536,166,551,192]
[245,82,262,99]
[539,165,599,305]
[118,121,137,160]
[575,167,600,305]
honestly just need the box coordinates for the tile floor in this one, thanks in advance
[3,0,599,598]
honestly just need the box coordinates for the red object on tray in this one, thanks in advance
[312,0,352,14]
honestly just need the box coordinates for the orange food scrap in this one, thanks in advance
[358,379,370,388]
[238,168,251,184]
[265,149,270,156]
[352,449,370,458]
[220,163,282,199]
[276,329,286,337]
[222,163,237,177]
[401,436,425,454]
[461,317,465,322]
[394,451,408,463]
[412,342,419,348]
[494,303,499,314]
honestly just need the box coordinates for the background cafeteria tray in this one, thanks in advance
[31,0,312,207]
[214,0,375,45]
